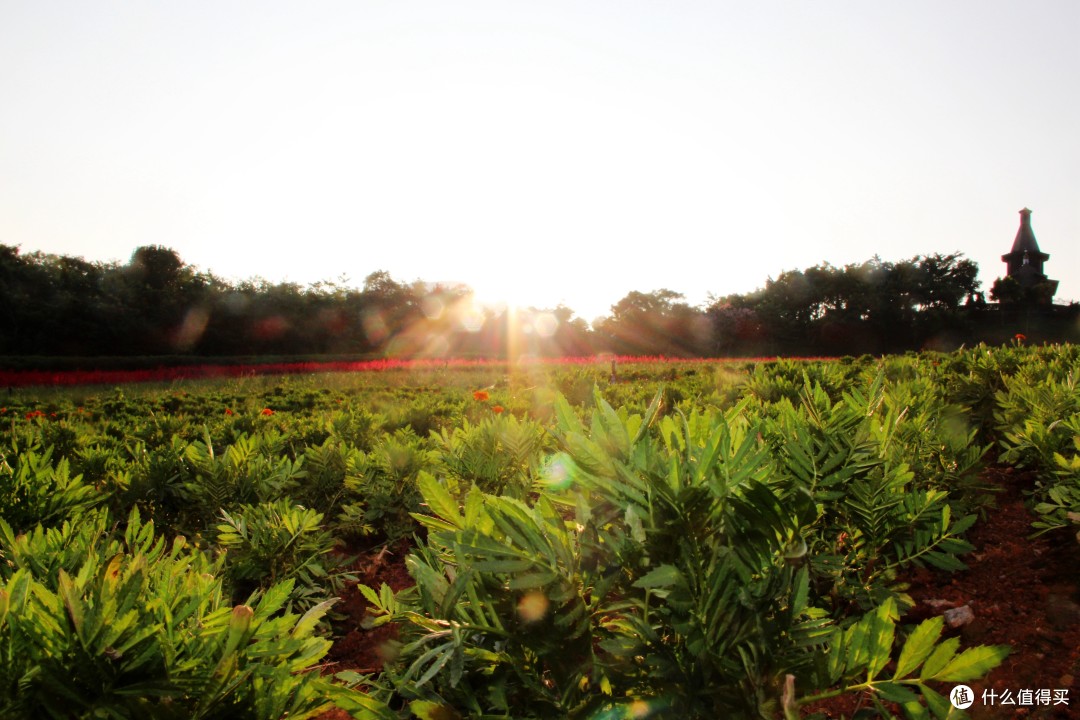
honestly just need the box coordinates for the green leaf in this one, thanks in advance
[292,599,336,638]
[919,637,959,680]
[469,557,536,574]
[410,699,462,720]
[414,643,455,687]
[256,579,295,617]
[633,564,682,589]
[894,616,943,680]
[922,551,967,571]
[933,644,1010,682]
[357,584,380,607]
[790,566,810,615]
[632,390,665,446]
[921,685,953,720]
[866,599,897,679]
[57,569,85,636]
[874,681,920,704]
[418,472,462,527]
[554,394,585,436]
[506,569,559,590]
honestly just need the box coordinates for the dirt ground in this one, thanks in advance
[808,466,1079,719]
[320,467,1079,719]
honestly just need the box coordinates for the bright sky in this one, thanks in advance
[2,1,1078,324]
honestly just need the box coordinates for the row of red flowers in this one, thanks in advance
[0,356,830,389]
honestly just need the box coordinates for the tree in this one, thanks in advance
[595,290,708,356]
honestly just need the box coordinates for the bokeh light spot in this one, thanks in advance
[534,312,558,338]
[517,591,549,623]
[542,454,574,491]
[460,307,485,332]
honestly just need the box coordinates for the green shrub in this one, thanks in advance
[216,500,353,612]
[361,391,1005,718]
[0,508,379,719]
[762,375,978,612]
[354,428,431,541]
[180,430,306,528]
[0,446,102,533]
[431,413,548,498]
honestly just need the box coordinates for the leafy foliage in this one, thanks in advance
[5,349,1055,716]
[0,508,377,719]
[363,389,1004,718]
[995,368,1080,539]
[431,413,548,498]
[796,597,1009,719]
[0,445,102,533]
[216,500,353,613]
[760,374,979,612]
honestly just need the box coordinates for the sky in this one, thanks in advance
[2,1,1078,325]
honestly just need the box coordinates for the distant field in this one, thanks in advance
[0,354,830,388]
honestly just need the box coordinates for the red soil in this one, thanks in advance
[326,539,415,675]
[809,467,1080,719]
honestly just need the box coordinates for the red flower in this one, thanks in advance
[225,408,235,415]
[473,390,489,402]
[260,408,274,416]
[1014,333,1026,342]
[25,410,44,420]
[492,405,504,414]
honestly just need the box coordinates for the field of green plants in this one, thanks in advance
[2,346,1079,719]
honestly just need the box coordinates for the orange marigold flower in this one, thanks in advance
[260,408,274,416]
[492,405,504,414]
[473,390,489,401]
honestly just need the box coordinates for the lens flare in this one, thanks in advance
[460,306,485,332]
[542,454,575,491]
[586,698,663,719]
[421,296,445,320]
[362,310,388,344]
[516,591,549,623]
[534,312,558,338]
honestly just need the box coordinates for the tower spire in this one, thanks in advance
[1000,207,1057,303]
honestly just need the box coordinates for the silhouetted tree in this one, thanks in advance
[595,290,708,356]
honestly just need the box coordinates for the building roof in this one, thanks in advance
[1009,207,1043,255]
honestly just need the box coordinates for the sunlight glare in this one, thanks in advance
[421,296,444,320]
[533,312,558,338]
[459,305,485,332]
[470,276,540,314]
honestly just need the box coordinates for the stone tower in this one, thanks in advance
[1001,208,1058,303]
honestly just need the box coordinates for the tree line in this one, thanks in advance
[0,243,1065,360]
